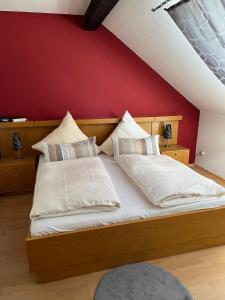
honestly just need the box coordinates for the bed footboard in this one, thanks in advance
[26,206,225,283]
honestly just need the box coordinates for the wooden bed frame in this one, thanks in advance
[26,206,225,283]
[3,115,225,283]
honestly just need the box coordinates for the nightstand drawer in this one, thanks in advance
[163,150,189,165]
[0,157,36,194]
[160,145,190,165]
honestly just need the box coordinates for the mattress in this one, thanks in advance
[30,154,225,236]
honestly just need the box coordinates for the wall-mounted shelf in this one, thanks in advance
[0,121,33,128]
[0,115,182,129]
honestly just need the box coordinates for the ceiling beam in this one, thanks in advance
[84,0,119,31]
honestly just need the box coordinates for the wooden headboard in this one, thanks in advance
[0,115,182,159]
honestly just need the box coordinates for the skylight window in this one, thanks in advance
[166,0,225,85]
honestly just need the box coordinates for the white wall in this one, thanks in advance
[196,111,225,179]
[0,0,90,15]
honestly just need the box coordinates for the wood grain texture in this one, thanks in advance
[0,121,33,128]
[152,120,178,145]
[1,166,225,299]
[0,115,181,158]
[0,157,36,194]
[154,115,182,122]
[27,207,225,283]
[160,145,190,165]
[26,164,225,283]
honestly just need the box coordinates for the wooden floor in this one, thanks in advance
[1,166,225,300]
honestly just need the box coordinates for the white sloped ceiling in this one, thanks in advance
[1,0,225,113]
[103,0,225,114]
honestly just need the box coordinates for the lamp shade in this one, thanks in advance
[164,123,172,139]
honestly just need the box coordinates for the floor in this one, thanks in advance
[1,166,225,300]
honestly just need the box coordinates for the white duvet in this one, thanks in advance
[30,157,121,220]
[118,154,225,207]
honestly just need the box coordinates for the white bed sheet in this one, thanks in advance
[31,154,225,236]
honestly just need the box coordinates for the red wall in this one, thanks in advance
[0,12,199,162]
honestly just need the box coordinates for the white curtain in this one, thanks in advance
[168,0,225,84]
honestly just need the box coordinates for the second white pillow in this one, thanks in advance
[100,111,150,156]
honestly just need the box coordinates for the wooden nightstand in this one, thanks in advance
[0,157,36,195]
[160,145,190,165]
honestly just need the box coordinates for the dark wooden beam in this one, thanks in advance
[84,0,119,31]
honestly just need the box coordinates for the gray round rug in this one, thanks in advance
[94,263,192,300]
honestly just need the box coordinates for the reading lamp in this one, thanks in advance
[12,132,23,159]
[164,123,172,147]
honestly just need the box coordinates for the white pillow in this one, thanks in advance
[100,111,150,156]
[32,111,99,153]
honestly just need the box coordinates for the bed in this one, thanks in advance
[31,154,225,236]
[24,115,225,283]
